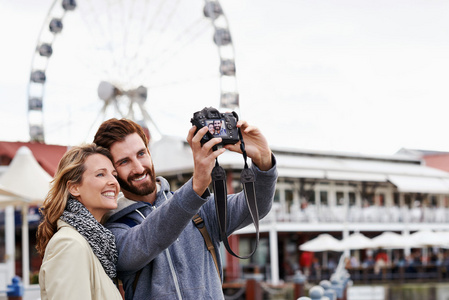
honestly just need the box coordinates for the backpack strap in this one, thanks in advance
[115,215,139,228]
[192,214,220,280]
[114,209,144,295]
[114,277,125,299]
[132,269,142,294]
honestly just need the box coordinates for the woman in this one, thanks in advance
[36,144,122,300]
[208,122,215,135]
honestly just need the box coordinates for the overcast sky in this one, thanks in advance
[1,0,449,155]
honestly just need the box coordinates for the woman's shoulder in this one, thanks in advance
[41,221,95,277]
[46,220,91,255]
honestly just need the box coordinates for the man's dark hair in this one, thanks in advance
[94,118,149,150]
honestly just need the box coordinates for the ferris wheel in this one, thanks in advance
[27,0,239,145]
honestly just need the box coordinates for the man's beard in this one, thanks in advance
[117,167,156,196]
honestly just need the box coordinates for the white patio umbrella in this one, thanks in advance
[339,232,374,250]
[371,231,412,249]
[435,231,449,248]
[299,234,343,252]
[408,230,444,265]
[0,186,21,208]
[409,230,443,248]
[0,146,52,202]
[299,234,343,270]
[0,146,52,286]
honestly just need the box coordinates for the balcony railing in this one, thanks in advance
[262,203,449,224]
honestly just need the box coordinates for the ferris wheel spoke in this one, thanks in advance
[111,97,126,118]
[75,3,120,80]
[113,0,181,81]
[137,101,162,142]
[124,0,185,81]
[83,99,109,142]
[125,99,135,120]
[132,17,210,83]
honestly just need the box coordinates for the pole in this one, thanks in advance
[21,205,29,286]
[5,206,15,281]
[269,219,279,285]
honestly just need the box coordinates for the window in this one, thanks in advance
[337,192,345,205]
[404,194,413,208]
[274,189,280,203]
[307,190,316,205]
[320,191,328,206]
[393,193,400,206]
[286,189,294,213]
[349,192,356,206]
[429,195,438,208]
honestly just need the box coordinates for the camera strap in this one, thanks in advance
[212,129,259,259]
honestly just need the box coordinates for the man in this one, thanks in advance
[94,118,277,300]
[213,119,227,136]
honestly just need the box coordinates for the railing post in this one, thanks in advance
[246,278,262,300]
[293,270,307,298]
[7,276,23,300]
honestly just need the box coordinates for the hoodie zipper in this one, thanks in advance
[142,192,182,300]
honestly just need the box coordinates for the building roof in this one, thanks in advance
[2,137,449,195]
[397,148,449,173]
[151,136,449,194]
[0,141,68,176]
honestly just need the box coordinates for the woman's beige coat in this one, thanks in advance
[39,220,122,300]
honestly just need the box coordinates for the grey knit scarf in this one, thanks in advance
[60,197,118,279]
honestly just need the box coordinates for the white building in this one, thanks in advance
[151,136,449,284]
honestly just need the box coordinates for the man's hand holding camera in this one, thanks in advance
[188,107,273,197]
[223,120,272,171]
[187,125,226,197]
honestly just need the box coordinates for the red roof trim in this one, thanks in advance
[0,141,68,177]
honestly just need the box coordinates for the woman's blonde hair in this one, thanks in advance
[36,144,113,257]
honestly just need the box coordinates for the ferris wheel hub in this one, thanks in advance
[97,81,119,101]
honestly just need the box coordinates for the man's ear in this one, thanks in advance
[68,181,80,197]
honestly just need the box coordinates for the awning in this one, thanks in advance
[326,171,386,182]
[277,168,325,179]
[277,169,387,182]
[388,175,449,194]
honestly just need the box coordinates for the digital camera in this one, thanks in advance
[191,107,239,146]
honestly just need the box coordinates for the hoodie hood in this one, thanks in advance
[101,176,170,224]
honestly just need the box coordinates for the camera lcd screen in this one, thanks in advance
[206,119,227,137]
